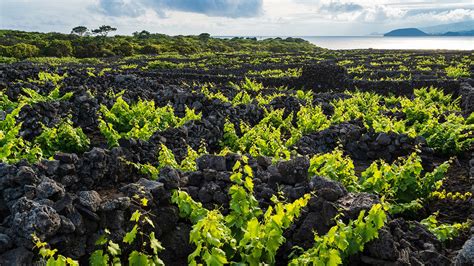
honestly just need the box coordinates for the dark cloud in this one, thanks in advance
[97,0,263,18]
[319,2,364,13]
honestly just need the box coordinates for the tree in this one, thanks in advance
[45,40,73,57]
[141,44,162,55]
[133,30,151,39]
[92,25,117,37]
[71,26,88,37]
[113,42,134,56]
[198,33,211,41]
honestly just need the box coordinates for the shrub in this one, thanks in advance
[32,234,78,265]
[421,212,471,242]
[309,149,358,191]
[290,204,387,266]
[27,57,102,65]
[45,40,73,57]
[141,44,163,55]
[73,41,102,58]
[0,45,9,57]
[7,43,40,59]
[147,60,183,70]
[98,96,201,147]
[446,64,470,79]
[0,56,17,64]
[360,153,450,203]
[113,42,134,56]
[172,157,311,265]
[34,118,90,157]
[0,104,43,163]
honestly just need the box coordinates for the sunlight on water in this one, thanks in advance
[302,36,474,50]
[218,36,474,50]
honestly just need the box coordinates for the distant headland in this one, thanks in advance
[385,21,474,37]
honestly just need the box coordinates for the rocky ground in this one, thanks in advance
[0,50,473,265]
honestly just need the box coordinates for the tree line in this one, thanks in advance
[0,26,318,59]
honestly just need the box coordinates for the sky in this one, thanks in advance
[1,0,473,36]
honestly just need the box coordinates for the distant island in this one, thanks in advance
[384,28,429,37]
[385,21,474,37]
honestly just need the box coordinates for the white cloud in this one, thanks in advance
[411,8,474,22]
[0,0,472,35]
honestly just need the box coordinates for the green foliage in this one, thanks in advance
[337,59,353,66]
[231,77,264,92]
[466,112,474,124]
[255,92,286,106]
[413,87,454,108]
[92,25,117,37]
[32,233,79,266]
[26,57,102,65]
[402,87,460,123]
[29,71,68,85]
[290,204,387,266]
[393,88,469,154]
[360,153,450,203]
[200,83,230,103]
[45,40,73,57]
[431,189,472,201]
[388,199,423,215]
[20,86,73,105]
[120,63,138,70]
[71,26,88,36]
[98,96,201,147]
[420,212,471,242]
[34,118,90,157]
[0,29,319,59]
[0,56,17,63]
[155,143,180,171]
[329,87,470,155]
[231,90,252,106]
[0,91,18,110]
[295,90,313,104]
[146,60,184,70]
[128,143,207,179]
[0,104,42,163]
[179,144,207,172]
[297,104,330,134]
[114,42,135,56]
[308,150,450,204]
[331,91,383,125]
[222,110,293,160]
[445,64,470,79]
[247,68,302,78]
[371,116,416,137]
[172,157,311,265]
[309,149,359,191]
[91,197,164,266]
[418,114,473,155]
[5,43,40,59]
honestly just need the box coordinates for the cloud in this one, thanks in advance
[310,1,473,24]
[96,0,263,18]
[319,2,363,13]
[97,0,145,17]
[312,1,405,22]
[356,5,407,22]
[1,0,472,36]
[410,8,474,22]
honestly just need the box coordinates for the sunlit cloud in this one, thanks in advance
[0,0,472,35]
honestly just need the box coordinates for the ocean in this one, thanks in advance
[217,36,474,50]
